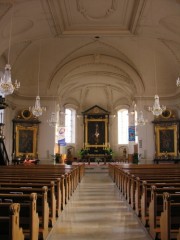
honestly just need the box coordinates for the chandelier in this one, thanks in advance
[0,64,20,96]
[30,95,46,117]
[149,42,166,117]
[176,76,180,87]
[47,112,57,127]
[47,98,58,127]
[29,43,46,117]
[149,95,166,117]
[137,110,147,126]
[0,3,20,96]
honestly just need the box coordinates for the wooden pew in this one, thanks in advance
[148,186,180,239]
[0,193,39,240]
[0,189,49,240]
[160,192,180,240]
[0,175,64,212]
[0,165,73,207]
[141,181,180,226]
[133,175,180,216]
[0,202,24,240]
[0,164,84,213]
[108,163,180,240]
[0,181,57,225]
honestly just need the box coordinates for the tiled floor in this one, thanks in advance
[46,165,152,240]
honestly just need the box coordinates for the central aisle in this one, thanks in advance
[47,165,152,240]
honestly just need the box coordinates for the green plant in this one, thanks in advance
[55,153,62,163]
[133,153,139,164]
[104,147,113,155]
[79,148,89,157]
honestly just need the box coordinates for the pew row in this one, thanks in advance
[0,202,24,240]
[0,188,49,240]
[160,192,180,240]
[108,163,180,240]
[0,193,39,240]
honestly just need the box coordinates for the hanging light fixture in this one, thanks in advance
[149,95,166,117]
[148,1,165,117]
[137,110,147,126]
[176,76,180,87]
[0,2,20,96]
[148,47,166,117]
[29,43,46,117]
[47,98,58,127]
[137,96,147,126]
[47,112,57,127]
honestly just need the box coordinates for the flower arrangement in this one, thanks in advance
[104,147,113,155]
[79,148,89,157]
[51,153,62,163]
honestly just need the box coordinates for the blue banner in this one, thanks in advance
[129,126,135,141]
[58,138,66,146]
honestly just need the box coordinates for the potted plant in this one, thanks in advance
[55,153,62,163]
[133,153,139,164]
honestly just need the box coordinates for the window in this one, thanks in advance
[118,109,128,144]
[0,109,4,124]
[65,108,75,143]
[135,110,138,143]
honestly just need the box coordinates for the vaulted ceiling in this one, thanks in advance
[0,0,180,111]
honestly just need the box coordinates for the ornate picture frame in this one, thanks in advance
[84,118,108,148]
[155,125,177,157]
[15,125,38,157]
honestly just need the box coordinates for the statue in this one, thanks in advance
[123,148,127,158]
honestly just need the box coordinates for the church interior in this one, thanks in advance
[0,0,180,239]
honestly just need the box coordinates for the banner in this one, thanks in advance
[128,126,135,141]
[57,127,66,146]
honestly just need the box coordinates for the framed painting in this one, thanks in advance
[84,118,108,148]
[15,125,38,157]
[155,125,177,157]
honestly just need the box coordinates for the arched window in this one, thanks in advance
[118,109,128,144]
[65,108,76,143]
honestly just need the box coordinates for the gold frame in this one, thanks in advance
[155,125,177,157]
[15,125,38,157]
[84,117,108,148]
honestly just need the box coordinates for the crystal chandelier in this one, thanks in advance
[137,110,147,126]
[29,43,46,117]
[149,43,166,117]
[47,112,57,127]
[149,95,166,117]
[176,76,180,87]
[0,3,20,96]
[30,95,46,117]
[47,98,58,127]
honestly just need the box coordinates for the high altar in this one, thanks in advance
[82,105,111,163]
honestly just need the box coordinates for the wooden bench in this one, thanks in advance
[0,164,85,240]
[108,164,180,240]
[148,186,180,239]
[0,202,24,240]
[160,192,180,240]
[0,189,49,240]
[0,181,57,225]
[0,193,39,240]
[141,181,180,226]
[0,165,77,206]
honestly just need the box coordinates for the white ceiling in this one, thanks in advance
[0,0,180,111]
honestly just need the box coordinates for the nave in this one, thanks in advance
[47,165,152,240]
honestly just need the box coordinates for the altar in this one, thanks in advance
[86,154,109,165]
[82,105,111,164]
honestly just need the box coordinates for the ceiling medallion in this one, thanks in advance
[76,0,118,20]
